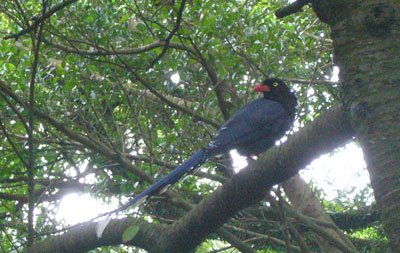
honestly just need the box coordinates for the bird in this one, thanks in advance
[128,78,297,207]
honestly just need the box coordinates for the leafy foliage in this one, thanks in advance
[0,0,379,252]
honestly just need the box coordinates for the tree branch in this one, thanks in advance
[126,68,220,128]
[159,105,353,252]
[43,39,197,56]
[27,1,47,244]
[26,105,354,252]
[331,206,379,231]
[189,39,231,120]
[4,0,78,40]
[283,174,356,252]
[25,218,164,253]
[275,0,311,19]
[149,0,187,67]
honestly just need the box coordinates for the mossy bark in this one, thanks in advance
[314,0,400,250]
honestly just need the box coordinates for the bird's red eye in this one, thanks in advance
[253,84,271,92]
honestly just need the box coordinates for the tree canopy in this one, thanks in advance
[1,0,397,252]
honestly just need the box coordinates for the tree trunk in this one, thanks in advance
[313,0,400,250]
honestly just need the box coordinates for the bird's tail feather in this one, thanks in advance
[126,149,208,207]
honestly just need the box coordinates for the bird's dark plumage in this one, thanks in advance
[127,78,297,206]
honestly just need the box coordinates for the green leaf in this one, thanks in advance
[122,225,140,243]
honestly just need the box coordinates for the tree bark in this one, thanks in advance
[25,219,164,253]
[311,0,400,250]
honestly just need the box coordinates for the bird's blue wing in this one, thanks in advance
[207,98,291,156]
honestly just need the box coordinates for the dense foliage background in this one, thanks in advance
[0,0,386,252]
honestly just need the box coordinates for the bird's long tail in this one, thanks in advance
[96,149,208,238]
[126,149,208,208]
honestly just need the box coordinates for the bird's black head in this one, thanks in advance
[253,78,297,115]
[254,78,290,95]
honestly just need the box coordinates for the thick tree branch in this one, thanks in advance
[159,105,353,252]
[275,0,311,19]
[26,105,354,252]
[25,218,164,253]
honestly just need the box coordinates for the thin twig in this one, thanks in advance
[43,37,197,55]
[224,224,301,252]
[113,52,220,128]
[188,37,231,120]
[0,117,29,168]
[4,0,78,40]
[148,0,187,68]
[287,207,358,253]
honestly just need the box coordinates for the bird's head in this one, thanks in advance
[253,78,290,95]
[253,78,297,112]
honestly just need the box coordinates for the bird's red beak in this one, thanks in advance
[253,84,271,92]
